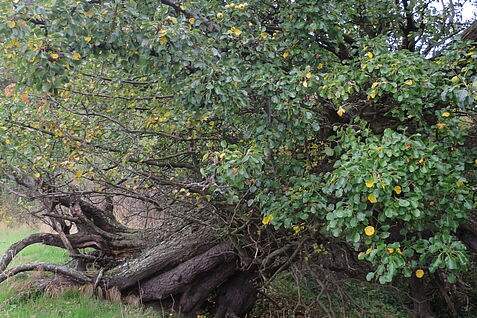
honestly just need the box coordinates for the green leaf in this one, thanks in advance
[366,272,375,281]
[447,273,456,284]
[398,199,410,207]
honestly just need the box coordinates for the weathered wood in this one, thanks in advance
[462,20,477,42]
[179,262,238,316]
[140,241,236,301]
[215,270,257,318]
[106,227,215,290]
[0,262,92,285]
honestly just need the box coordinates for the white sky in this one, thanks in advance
[462,1,476,21]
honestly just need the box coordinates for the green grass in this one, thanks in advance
[0,224,413,318]
[0,290,159,318]
[0,226,69,267]
[6,225,463,317]
[0,224,162,318]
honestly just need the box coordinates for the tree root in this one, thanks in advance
[0,262,93,285]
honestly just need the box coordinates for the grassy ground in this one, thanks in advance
[0,224,414,318]
[0,224,458,318]
[0,224,161,318]
[0,225,69,266]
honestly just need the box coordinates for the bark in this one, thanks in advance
[179,263,238,316]
[462,20,477,42]
[458,210,477,253]
[140,241,236,301]
[105,227,215,290]
[215,270,258,318]
[1,182,472,318]
[58,199,129,234]
[409,276,434,318]
[0,262,92,285]
[435,271,457,317]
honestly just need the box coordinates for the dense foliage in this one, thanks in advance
[0,0,476,315]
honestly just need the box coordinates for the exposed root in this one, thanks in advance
[0,262,93,285]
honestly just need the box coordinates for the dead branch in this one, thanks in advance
[0,262,92,285]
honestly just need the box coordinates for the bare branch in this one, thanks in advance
[0,262,92,284]
[57,88,173,101]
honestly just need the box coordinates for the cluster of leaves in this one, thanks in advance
[324,125,472,283]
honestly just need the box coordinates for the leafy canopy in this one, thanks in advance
[0,0,476,284]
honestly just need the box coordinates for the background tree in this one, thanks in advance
[0,0,476,317]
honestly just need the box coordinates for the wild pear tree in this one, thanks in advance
[0,0,476,317]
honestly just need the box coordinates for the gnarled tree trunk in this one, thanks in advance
[0,171,261,317]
